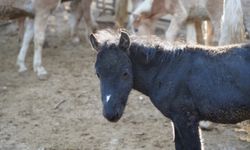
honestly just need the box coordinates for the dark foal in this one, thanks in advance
[89,30,250,150]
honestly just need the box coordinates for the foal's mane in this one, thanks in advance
[94,29,185,63]
[94,29,246,64]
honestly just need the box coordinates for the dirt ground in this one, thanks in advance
[0,7,250,150]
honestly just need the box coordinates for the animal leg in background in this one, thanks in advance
[219,0,245,45]
[186,21,197,44]
[114,0,129,28]
[81,0,97,39]
[17,17,25,43]
[33,11,50,80]
[69,0,97,43]
[204,20,214,45]
[165,13,187,42]
[17,18,34,74]
[69,0,83,43]
[186,19,209,45]
[194,19,203,44]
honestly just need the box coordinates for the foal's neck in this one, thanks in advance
[128,43,171,96]
[128,42,186,96]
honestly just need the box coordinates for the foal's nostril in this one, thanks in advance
[103,111,120,122]
[134,28,138,32]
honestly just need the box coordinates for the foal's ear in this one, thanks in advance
[89,34,99,51]
[119,31,130,51]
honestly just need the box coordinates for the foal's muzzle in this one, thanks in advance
[102,100,124,122]
[103,109,122,122]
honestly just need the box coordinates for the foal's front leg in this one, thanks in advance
[172,115,202,150]
[33,11,50,80]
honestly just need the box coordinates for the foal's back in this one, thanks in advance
[187,44,250,123]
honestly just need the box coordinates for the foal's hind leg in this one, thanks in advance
[17,18,34,74]
[172,115,202,150]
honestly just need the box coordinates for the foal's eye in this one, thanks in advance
[122,72,129,79]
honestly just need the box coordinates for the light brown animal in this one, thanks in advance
[0,0,96,80]
[0,0,65,79]
[0,0,60,79]
[129,0,223,45]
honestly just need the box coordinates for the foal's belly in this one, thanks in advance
[199,98,250,124]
